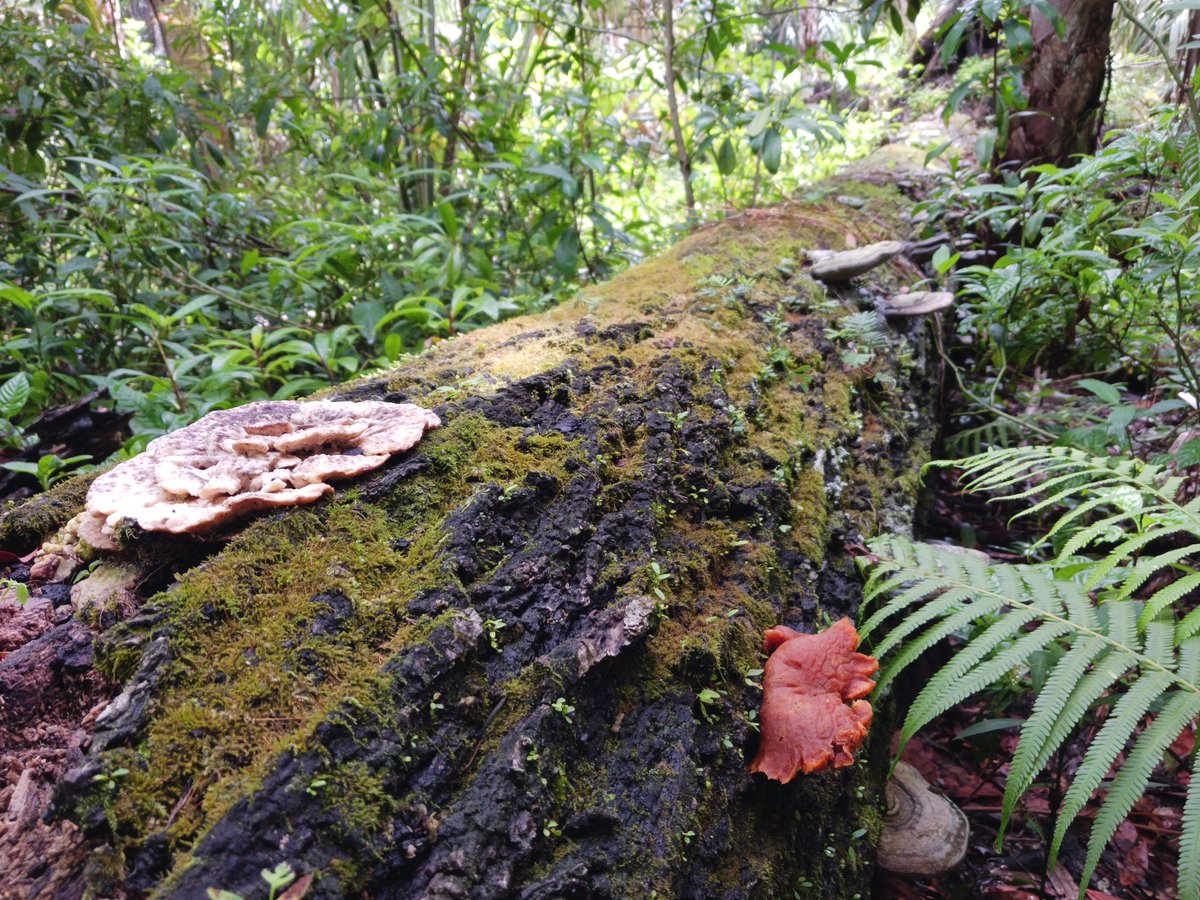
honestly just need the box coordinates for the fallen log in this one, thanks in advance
[0,146,939,899]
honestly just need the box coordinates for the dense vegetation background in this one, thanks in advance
[3,0,1200,895]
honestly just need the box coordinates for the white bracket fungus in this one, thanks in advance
[807,240,907,282]
[75,400,440,549]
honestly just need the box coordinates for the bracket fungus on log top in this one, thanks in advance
[749,617,879,782]
[807,240,907,283]
[74,400,440,550]
[879,290,955,317]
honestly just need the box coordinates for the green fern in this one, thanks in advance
[862,444,1200,899]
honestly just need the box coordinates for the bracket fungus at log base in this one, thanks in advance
[75,400,440,550]
[749,617,879,782]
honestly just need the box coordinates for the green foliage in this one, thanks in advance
[918,104,1200,453]
[0,3,894,468]
[861,444,1200,897]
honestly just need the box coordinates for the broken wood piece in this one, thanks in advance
[808,240,907,282]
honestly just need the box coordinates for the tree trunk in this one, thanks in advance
[0,150,939,899]
[1004,0,1116,166]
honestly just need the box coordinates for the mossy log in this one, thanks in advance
[0,148,938,899]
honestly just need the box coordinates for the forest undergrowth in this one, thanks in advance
[3,0,1200,897]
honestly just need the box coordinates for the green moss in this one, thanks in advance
[96,413,585,869]
[0,468,97,550]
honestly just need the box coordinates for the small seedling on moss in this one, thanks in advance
[260,862,296,900]
[648,562,672,603]
[659,409,688,430]
[551,697,574,723]
[696,688,724,723]
[542,819,562,838]
[92,767,130,791]
[306,778,327,796]
[483,617,507,652]
[744,667,764,688]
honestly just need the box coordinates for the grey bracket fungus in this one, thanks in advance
[807,240,907,283]
[876,760,970,876]
[879,290,955,317]
[76,400,440,550]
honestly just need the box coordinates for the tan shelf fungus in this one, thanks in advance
[75,400,440,550]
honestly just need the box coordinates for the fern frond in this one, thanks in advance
[1046,669,1175,868]
[1084,523,1199,590]
[864,536,1200,895]
[997,636,1118,842]
[1140,571,1200,630]
[875,595,1008,691]
[863,441,1200,896]
[1181,751,1200,900]
[900,619,1069,745]
[1078,690,1200,894]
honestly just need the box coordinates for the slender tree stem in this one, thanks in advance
[663,0,696,224]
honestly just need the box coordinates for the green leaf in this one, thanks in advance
[747,107,771,138]
[1077,378,1122,406]
[0,372,30,420]
[716,137,737,176]
[554,227,580,276]
[762,128,782,175]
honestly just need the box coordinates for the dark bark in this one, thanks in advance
[0,151,939,899]
[909,0,993,79]
[1004,0,1116,166]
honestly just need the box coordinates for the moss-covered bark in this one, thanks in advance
[3,148,938,899]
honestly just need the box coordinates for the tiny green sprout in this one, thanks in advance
[429,693,445,715]
[71,559,102,585]
[744,667,764,688]
[92,767,130,791]
[1,578,29,606]
[696,688,724,723]
[551,697,574,723]
[542,819,562,838]
[681,829,695,845]
[205,890,242,900]
[306,778,327,797]
[260,862,296,900]
[778,523,792,533]
[483,617,507,652]
[659,409,688,430]
[648,561,672,603]
[824,845,836,858]
[851,827,868,841]
[729,538,749,547]
[724,608,740,619]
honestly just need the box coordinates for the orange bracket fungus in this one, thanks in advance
[749,617,879,782]
[74,400,440,550]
